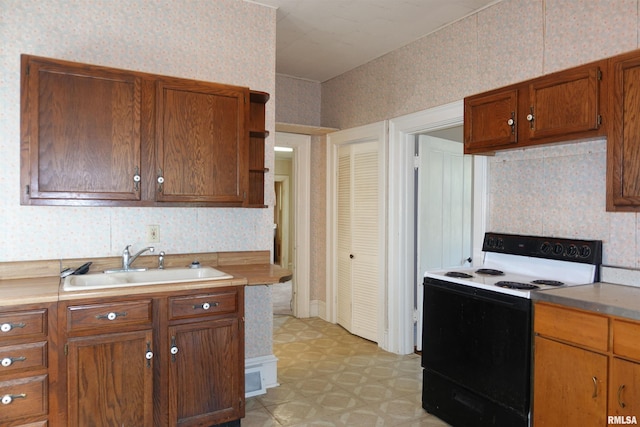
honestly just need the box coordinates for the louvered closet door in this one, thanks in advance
[337,141,379,342]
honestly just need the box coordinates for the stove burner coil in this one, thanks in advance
[495,281,540,290]
[476,268,504,276]
[531,279,564,286]
[445,272,474,278]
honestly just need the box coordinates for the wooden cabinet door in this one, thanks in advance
[156,80,249,205]
[527,64,602,141]
[607,52,640,210]
[66,330,154,427]
[609,358,640,420]
[21,55,142,204]
[533,336,607,427]
[464,88,518,153]
[168,317,243,427]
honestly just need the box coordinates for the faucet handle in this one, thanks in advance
[123,244,132,254]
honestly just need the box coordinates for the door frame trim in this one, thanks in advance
[275,132,311,318]
[387,100,488,354]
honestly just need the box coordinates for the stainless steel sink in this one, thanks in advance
[62,267,233,291]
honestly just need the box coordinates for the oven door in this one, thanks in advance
[422,278,531,426]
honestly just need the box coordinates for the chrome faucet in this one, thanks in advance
[122,244,155,271]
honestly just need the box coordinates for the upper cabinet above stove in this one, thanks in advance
[464,60,606,155]
[20,54,268,208]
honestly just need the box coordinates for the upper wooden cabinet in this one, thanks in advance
[464,61,606,155]
[607,50,640,211]
[20,54,268,208]
[155,79,249,205]
[21,56,143,203]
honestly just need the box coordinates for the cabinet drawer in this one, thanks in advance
[613,318,640,360]
[0,310,47,343]
[67,300,152,333]
[0,342,47,375]
[169,290,238,320]
[0,374,48,423]
[534,303,608,352]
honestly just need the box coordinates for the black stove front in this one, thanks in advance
[421,233,603,427]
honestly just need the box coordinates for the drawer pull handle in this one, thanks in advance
[193,302,219,310]
[618,384,626,408]
[1,356,26,367]
[0,322,26,333]
[96,311,127,321]
[592,376,598,398]
[1,394,26,405]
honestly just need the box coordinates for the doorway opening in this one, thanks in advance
[272,133,312,319]
[273,149,293,316]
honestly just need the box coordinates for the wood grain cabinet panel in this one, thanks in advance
[66,330,154,427]
[609,358,640,420]
[20,54,267,208]
[534,302,608,352]
[464,60,605,154]
[527,64,602,141]
[21,55,142,204]
[168,317,243,427]
[607,50,640,210]
[533,336,607,427]
[464,88,519,153]
[0,374,49,425]
[156,80,249,205]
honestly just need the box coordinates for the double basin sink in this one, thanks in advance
[63,267,233,291]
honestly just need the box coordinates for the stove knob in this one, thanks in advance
[540,242,552,254]
[553,243,564,255]
[579,245,592,258]
[567,244,578,257]
[486,237,495,248]
[496,238,504,249]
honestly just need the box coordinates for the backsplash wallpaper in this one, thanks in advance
[0,0,276,262]
[318,0,640,268]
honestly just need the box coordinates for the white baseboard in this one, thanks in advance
[245,354,278,397]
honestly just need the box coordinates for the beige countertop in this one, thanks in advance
[0,263,292,307]
[532,282,640,321]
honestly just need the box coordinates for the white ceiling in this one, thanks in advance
[249,0,501,82]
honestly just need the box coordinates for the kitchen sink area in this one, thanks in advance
[62,266,233,291]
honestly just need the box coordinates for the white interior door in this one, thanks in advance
[415,133,472,350]
[337,141,380,342]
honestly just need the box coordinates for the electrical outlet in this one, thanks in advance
[147,225,160,243]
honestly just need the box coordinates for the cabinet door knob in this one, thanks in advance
[193,302,219,310]
[1,394,26,405]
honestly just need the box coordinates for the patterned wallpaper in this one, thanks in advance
[1,0,275,261]
[317,0,640,268]
[0,0,276,358]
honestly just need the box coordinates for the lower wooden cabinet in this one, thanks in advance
[66,330,154,427]
[533,336,607,426]
[59,286,244,427]
[168,317,243,426]
[533,302,640,426]
[0,303,57,427]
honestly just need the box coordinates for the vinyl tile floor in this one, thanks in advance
[243,315,450,426]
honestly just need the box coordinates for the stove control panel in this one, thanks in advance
[483,233,602,265]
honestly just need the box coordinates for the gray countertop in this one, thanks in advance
[532,282,640,321]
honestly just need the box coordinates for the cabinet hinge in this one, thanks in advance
[25,185,30,195]
[239,397,244,408]
[597,69,602,80]
[598,115,603,126]
[26,64,30,75]
[64,343,68,356]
